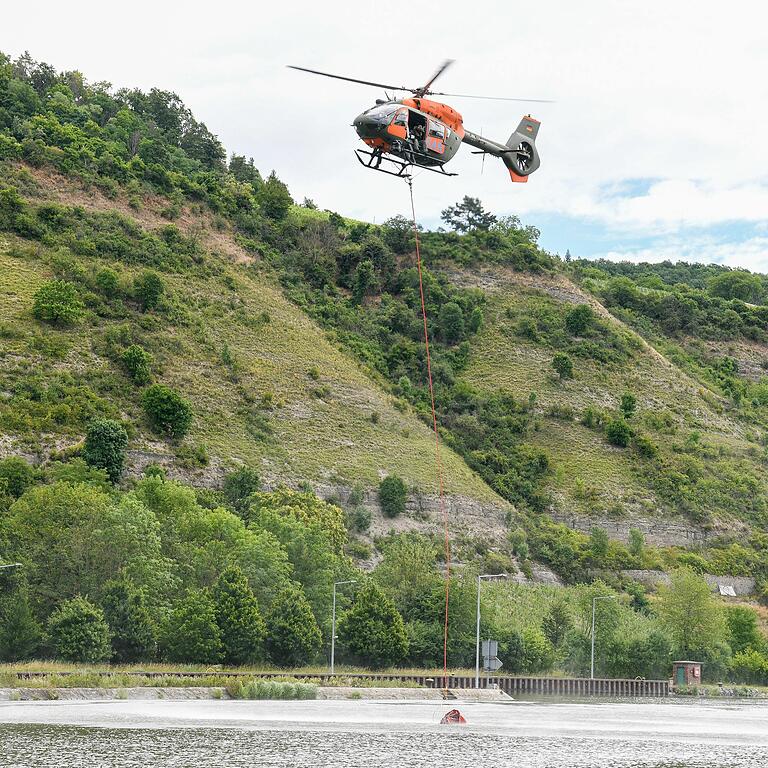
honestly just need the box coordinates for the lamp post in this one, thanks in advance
[475,573,508,689]
[0,564,22,572]
[330,579,357,675]
[590,595,616,680]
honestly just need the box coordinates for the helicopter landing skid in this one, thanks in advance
[354,149,458,178]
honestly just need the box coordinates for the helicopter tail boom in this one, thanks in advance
[462,116,541,182]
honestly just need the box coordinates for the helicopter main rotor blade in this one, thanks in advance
[287,65,409,92]
[415,59,455,97]
[428,90,555,103]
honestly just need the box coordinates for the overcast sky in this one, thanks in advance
[4,1,768,268]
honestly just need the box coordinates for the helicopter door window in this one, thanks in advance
[428,121,446,139]
[393,110,408,126]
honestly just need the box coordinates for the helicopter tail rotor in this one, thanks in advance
[502,116,541,181]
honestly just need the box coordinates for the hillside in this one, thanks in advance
[3,50,768,587]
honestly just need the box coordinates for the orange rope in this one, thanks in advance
[407,178,451,689]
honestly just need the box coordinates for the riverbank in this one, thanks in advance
[0,686,512,702]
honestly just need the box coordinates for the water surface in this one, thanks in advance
[1,697,766,767]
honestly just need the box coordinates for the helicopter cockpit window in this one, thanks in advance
[393,110,408,126]
[428,121,446,139]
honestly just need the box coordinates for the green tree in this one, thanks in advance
[120,345,152,385]
[542,596,573,648]
[82,418,128,484]
[439,301,465,344]
[163,590,223,663]
[337,581,409,668]
[265,584,322,666]
[352,259,377,302]
[440,196,496,233]
[620,392,637,419]
[468,306,484,334]
[0,457,36,499]
[142,384,192,438]
[657,568,728,658]
[223,465,261,514]
[32,279,83,325]
[606,417,632,447]
[551,352,574,380]
[565,304,594,335]
[101,579,157,662]
[133,270,165,311]
[212,565,266,665]
[379,476,407,518]
[257,171,292,220]
[708,271,763,302]
[381,215,414,254]
[47,596,112,662]
[0,575,40,661]
[589,527,609,561]
[628,528,645,559]
[726,605,762,655]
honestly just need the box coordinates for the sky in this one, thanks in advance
[3,0,768,269]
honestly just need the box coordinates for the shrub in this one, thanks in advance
[439,301,465,344]
[95,267,120,298]
[120,344,153,385]
[620,392,637,419]
[32,279,83,325]
[47,596,112,662]
[551,352,573,380]
[257,171,293,219]
[379,476,407,518]
[223,466,261,514]
[82,418,129,484]
[606,417,632,447]
[565,304,594,335]
[133,270,165,311]
[142,384,192,438]
[634,434,659,458]
[0,457,36,499]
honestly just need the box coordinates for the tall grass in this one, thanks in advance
[227,680,317,700]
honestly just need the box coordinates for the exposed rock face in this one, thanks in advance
[622,570,755,596]
[550,512,707,548]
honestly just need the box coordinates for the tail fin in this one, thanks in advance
[503,116,541,182]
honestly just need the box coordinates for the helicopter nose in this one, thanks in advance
[353,112,380,139]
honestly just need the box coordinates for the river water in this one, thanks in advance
[1,697,767,767]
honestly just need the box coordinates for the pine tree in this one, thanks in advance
[163,590,223,664]
[337,581,409,669]
[101,580,157,662]
[0,578,40,661]
[265,584,322,667]
[212,566,265,665]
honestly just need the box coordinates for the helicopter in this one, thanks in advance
[288,60,549,182]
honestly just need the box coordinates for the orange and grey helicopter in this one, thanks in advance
[288,60,549,181]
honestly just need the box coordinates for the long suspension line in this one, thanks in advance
[407,177,451,689]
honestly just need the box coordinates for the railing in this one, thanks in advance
[8,670,669,696]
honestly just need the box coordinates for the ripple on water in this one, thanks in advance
[1,724,768,768]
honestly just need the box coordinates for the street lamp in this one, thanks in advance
[330,579,357,675]
[590,595,616,680]
[475,573,508,689]
[0,564,22,572]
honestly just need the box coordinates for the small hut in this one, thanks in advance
[672,660,702,688]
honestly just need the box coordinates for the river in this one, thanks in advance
[1,697,767,767]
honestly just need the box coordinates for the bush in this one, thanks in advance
[565,304,594,335]
[82,418,129,484]
[0,457,36,499]
[620,392,637,419]
[439,302,465,344]
[606,417,632,447]
[47,596,112,662]
[32,279,83,325]
[142,384,192,438]
[223,466,261,514]
[551,352,574,380]
[120,345,153,385]
[133,270,165,311]
[379,476,407,518]
[257,171,293,220]
[95,268,120,298]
